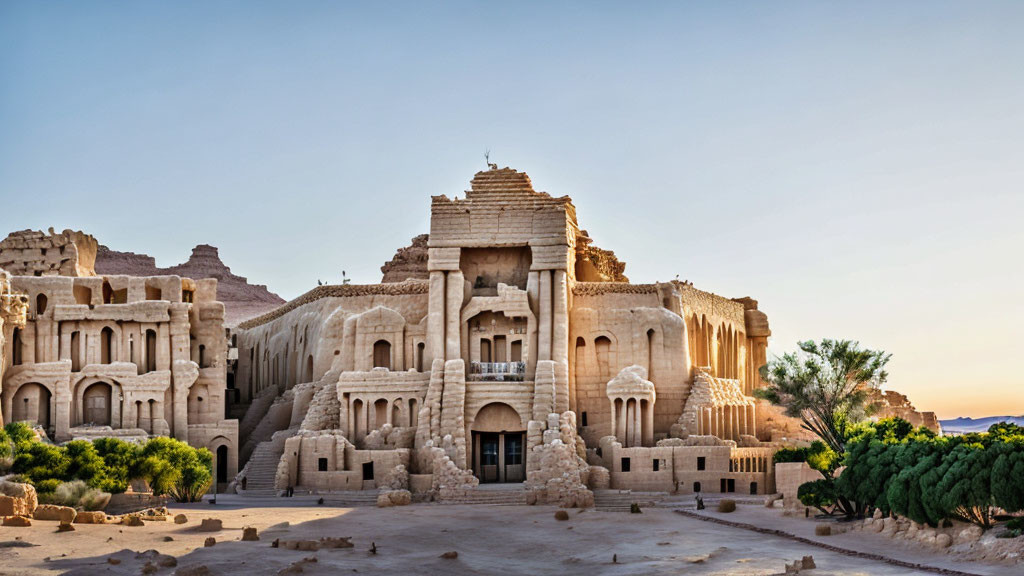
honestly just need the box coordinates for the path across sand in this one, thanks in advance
[0,500,1016,575]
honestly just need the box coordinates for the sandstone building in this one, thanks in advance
[0,230,238,484]
[231,167,782,502]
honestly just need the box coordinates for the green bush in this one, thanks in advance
[5,425,215,504]
[137,437,212,502]
[34,478,61,493]
[799,478,838,515]
[833,421,1024,529]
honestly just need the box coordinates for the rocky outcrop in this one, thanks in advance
[575,230,628,282]
[0,229,97,277]
[867,389,942,434]
[96,243,284,326]
[381,234,429,283]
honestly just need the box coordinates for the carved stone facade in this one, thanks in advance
[0,232,237,483]
[233,166,788,499]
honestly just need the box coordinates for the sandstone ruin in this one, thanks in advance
[0,230,239,482]
[0,165,941,508]
[231,166,790,500]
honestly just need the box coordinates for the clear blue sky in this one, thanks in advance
[2,1,1022,418]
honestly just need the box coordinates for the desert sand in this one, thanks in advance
[1,499,1013,576]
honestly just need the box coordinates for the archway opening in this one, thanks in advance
[471,402,526,483]
[82,382,113,426]
[13,383,50,428]
[216,445,229,485]
[100,327,114,364]
[372,340,391,369]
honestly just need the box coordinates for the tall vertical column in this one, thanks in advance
[624,400,634,447]
[552,269,569,413]
[609,399,617,439]
[644,400,655,446]
[526,271,540,379]
[538,271,552,362]
[426,271,446,363]
[632,400,642,447]
[445,270,464,361]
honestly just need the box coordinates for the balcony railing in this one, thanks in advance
[469,361,526,381]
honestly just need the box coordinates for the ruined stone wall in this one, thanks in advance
[1,272,237,477]
[0,229,97,277]
[380,234,429,283]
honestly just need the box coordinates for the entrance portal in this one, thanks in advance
[472,431,525,483]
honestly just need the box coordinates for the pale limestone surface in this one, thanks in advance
[0,235,238,480]
[201,166,935,501]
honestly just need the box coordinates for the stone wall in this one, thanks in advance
[0,229,97,277]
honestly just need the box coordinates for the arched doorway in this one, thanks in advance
[82,382,112,425]
[216,445,229,486]
[471,402,526,483]
[12,383,51,429]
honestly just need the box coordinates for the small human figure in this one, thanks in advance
[696,493,705,510]
[285,485,294,497]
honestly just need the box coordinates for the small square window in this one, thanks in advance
[621,457,631,472]
[697,456,706,471]
[581,411,588,427]
[653,459,660,472]
[318,458,328,472]
[362,461,374,481]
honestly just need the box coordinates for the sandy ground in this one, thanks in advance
[0,498,1016,576]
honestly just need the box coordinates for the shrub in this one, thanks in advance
[34,478,61,493]
[137,437,212,502]
[717,499,736,513]
[0,427,11,471]
[46,480,111,511]
[799,478,837,515]
[4,421,37,448]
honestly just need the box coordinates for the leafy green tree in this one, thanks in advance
[935,441,995,528]
[887,439,947,526]
[756,339,891,455]
[991,437,1024,514]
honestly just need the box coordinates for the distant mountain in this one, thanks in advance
[940,415,1024,433]
[95,244,284,326]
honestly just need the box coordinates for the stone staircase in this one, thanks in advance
[439,485,528,506]
[593,490,666,512]
[239,440,284,496]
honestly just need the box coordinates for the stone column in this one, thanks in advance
[526,271,540,380]
[445,271,463,361]
[609,398,617,439]
[632,400,642,447]
[537,271,552,362]
[552,270,569,412]
[427,271,445,363]
[157,323,171,371]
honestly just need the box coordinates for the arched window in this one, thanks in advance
[145,330,157,373]
[416,342,425,372]
[372,340,391,369]
[11,328,22,365]
[595,336,611,378]
[35,293,47,316]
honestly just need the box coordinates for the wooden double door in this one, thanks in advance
[472,431,525,483]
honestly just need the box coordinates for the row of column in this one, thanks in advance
[609,397,654,447]
[346,395,419,441]
[695,404,756,441]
